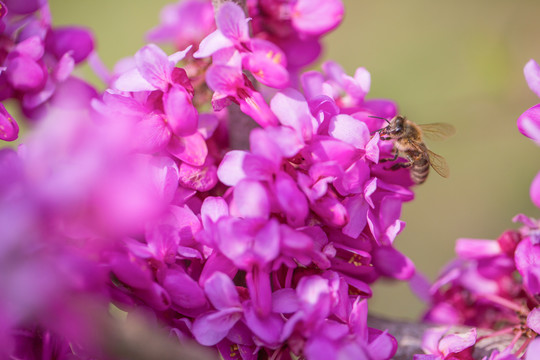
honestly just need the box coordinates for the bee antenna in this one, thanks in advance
[368,115,390,124]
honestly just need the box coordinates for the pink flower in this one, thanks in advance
[147,0,216,52]
[195,2,289,89]
[3,0,45,14]
[414,328,477,360]
[206,64,279,127]
[0,103,18,141]
[291,0,344,37]
[46,27,94,64]
[524,59,540,98]
[0,4,98,121]
[249,0,344,70]
[102,44,212,167]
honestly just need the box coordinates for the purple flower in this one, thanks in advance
[114,43,192,93]
[414,328,477,360]
[515,236,540,296]
[147,0,216,52]
[0,3,98,121]
[0,2,424,357]
[192,272,244,346]
[524,59,540,98]
[101,44,213,167]
[3,0,45,14]
[249,0,344,70]
[517,104,540,146]
[291,0,344,37]
[0,103,18,141]
[206,64,279,127]
[46,27,94,64]
[195,2,289,89]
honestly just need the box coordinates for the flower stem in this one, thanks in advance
[480,293,523,313]
[477,326,514,342]
[516,336,534,357]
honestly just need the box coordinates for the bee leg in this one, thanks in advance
[380,150,398,163]
[380,136,392,140]
[385,161,413,171]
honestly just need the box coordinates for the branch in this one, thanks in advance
[369,316,526,359]
[98,313,218,360]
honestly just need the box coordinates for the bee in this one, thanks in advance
[375,115,455,185]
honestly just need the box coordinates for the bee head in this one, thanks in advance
[390,116,405,135]
[371,115,406,137]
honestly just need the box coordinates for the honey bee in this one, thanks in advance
[375,115,455,185]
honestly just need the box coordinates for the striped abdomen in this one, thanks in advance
[410,152,430,184]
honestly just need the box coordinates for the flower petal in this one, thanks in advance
[192,308,242,346]
[525,59,540,98]
[217,150,249,186]
[526,338,540,360]
[301,70,325,100]
[244,39,289,88]
[114,67,157,92]
[201,196,230,229]
[163,268,208,309]
[53,52,75,82]
[515,238,540,295]
[517,104,540,145]
[206,64,243,95]
[0,104,19,141]
[15,35,44,60]
[168,45,192,65]
[216,2,250,44]
[243,300,283,346]
[372,246,415,280]
[164,85,198,136]
[292,0,344,36]
[6,55,46,91]
[133,113,171,153]
[527,307,540,334]
[328,114,370,148]
[194,29,234,58]
[271,89,314,141]
[204,271,241,310]
[455,238,501,259]
[47,27,95,63]
[342,194,369,238]
[167,132,208,166]
[274,172,309,227]
[272,288,299,314]
[531,170,540,209]
[438,328,477,356]
[178,160,218,192]
[135,44,171,92]
[232,179,270,219]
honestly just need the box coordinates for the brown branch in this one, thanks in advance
[98,313,219,360]
[369,316,526,359]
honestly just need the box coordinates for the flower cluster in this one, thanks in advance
[247,0,344,71]
[0,0,425,359]
[414,58,540,360]
[0,0,97,141]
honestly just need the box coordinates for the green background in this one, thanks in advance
[46,0,540,320]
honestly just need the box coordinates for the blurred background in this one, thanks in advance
[46,0,540,320]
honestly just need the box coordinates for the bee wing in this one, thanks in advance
[427,149,450,178]
[418,123,456,141]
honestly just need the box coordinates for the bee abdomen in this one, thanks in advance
[411,158,430,184]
